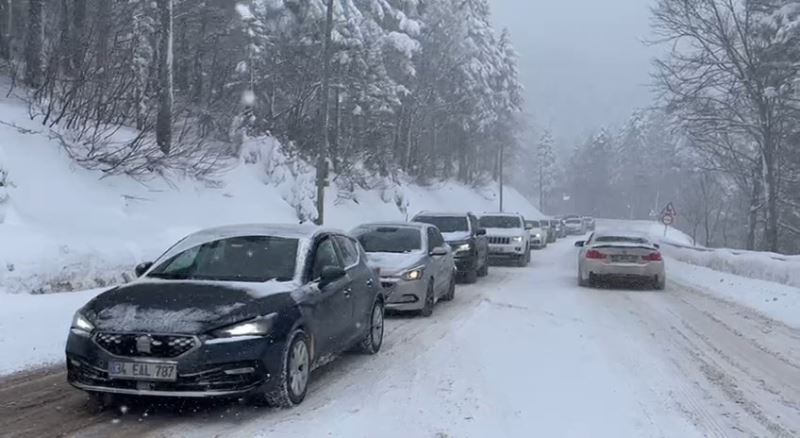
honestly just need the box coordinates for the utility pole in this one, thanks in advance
[499,142,504,212]
[538,158,544,213]
[315,0,335,225]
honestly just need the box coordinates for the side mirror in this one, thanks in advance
[475,228,487,236]
[430,246,448,257]
[653,243,661,249]
[135,262,153,277]
[319,266,346,287]
[574,241,585,247]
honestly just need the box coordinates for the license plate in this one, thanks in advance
[612,255,639,263]
[108,361,177,381]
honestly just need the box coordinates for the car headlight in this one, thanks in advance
[212,313,278,338]
[71,311,94,337]
[511,236,524,243]
[401,266,425,281]
[534,233,542,239]
[454,243,472,253]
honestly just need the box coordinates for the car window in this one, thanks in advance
[311,237,343,280]
[335,235,360,268]
[594,236,648,244]
[427,227,445,248]
[480,216,522,229]
[414,216,468,233]
[353,227,422,253]
[148,236,299,282]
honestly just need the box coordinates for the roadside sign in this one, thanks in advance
[660,202,677,217]
[661,214,674,226]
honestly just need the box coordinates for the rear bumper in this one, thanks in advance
[583,260,664,278]
[65,330,284,398]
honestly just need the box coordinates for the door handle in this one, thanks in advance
[343,288,352,298]
[366,279,374,287]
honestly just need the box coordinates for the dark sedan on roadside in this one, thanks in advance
[66,224,385,408]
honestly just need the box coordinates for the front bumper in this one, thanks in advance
[66,331,285,398]
[381,277,428,311]
[453,253,478,273]
[488,243,526,258]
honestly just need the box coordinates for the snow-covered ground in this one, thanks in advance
[5,237,789,438]
[0,86,540,296]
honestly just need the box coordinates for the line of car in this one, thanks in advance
[65,211,568,410]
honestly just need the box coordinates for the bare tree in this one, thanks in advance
[156,0,173,154]
[24,0,43,87]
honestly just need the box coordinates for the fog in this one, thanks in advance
[489,0,657,146]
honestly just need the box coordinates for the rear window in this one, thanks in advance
[594,236,648,244]
[353,227,422,253]
[480,216,522,229]
[566,219,582,224]
[414,216,468,233]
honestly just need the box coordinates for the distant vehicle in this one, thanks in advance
[479,213,531,267]
[564,217,585,235]
[582,216,596,231]
[554,218,567,238]
[411,212,489,283]
[352,222,456,317]
[524,220,548,249]
[575,231,665,290]
[66,224,385,408]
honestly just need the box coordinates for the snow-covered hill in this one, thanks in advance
[0,90,541,295]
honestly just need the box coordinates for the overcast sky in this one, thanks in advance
[489,0,657,147]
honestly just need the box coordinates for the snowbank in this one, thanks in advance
[0,89,541,295]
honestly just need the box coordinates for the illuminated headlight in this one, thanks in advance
[212,313,278,338]
[454,243,472,254]
[71,311,94,337]
[401,267,425,281]
[534,233,542,239]
[511,236,524,243]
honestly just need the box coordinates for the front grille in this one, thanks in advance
[67,356,263,393]
[94,333,197,358]
[488,236,511,245]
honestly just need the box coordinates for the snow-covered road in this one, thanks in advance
[2,238,799,437]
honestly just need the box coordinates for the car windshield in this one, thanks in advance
[527,220,541,228]
[355,227,422,253]
[147,236,298,282]
[594,236,649,244]
[480,216,521,229]
[414,216,468,233]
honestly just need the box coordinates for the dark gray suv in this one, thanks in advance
[412,212,489,283]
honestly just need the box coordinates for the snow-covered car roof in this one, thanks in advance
[413,211,472,217]
[480,212,523,217]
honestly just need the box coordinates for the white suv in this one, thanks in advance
[479,212,532,267]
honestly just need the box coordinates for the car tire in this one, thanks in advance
[441,275,456,302]
[477,259,489,277]
[264,329,310,408]
[420,280,435,317]
[518,247,530,267]
[578,275,589,287]
[654,276,666,291]
[357,300,384,354]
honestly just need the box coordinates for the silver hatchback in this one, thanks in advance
[351,223,457,316]
[575,231,666,290]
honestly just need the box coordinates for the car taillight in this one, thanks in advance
[585,249,607,259]
[642,252,663,262]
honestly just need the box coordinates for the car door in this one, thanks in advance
[309,235,354,355]
[333,235,375,340]
[426,227,450,294]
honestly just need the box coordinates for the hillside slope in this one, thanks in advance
[0,90,541,295]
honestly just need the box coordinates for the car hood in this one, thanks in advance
[82,280,296,334]
[441,231,471,242]
[365,252,426,277]
[484,228,525,237]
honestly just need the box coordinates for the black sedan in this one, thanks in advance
[66,224,385,408]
